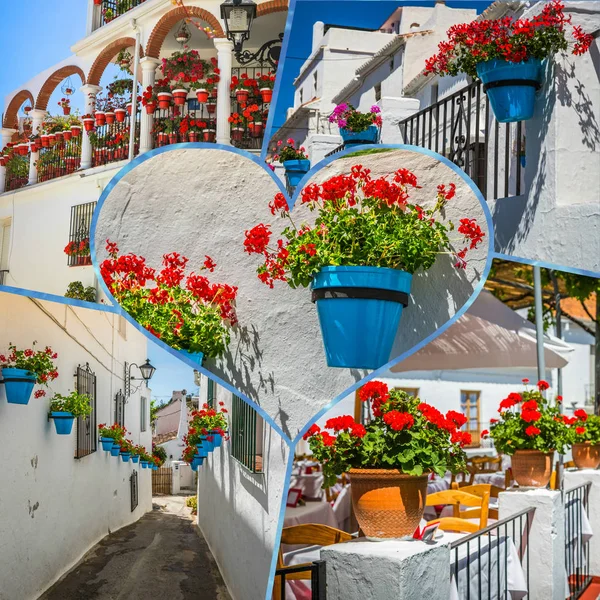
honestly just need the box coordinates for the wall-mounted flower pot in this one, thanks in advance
[50,412,75,435]
[110,444,121,457]
[140,461,149,469]
[121,452,131,463]
[157,93,173,110]
[476,58,542,123]
[105,112,115,125]
[249,122,263,138]
[283,159,310,187]
[94,112,106,127]
[131,455,140,464]
[1,368,36,405]
[126,103,133,116]
[152,464,159,470]
[260,88,273,103]
[100,437,115,452]
[231,128,244,142]
[63,130,72,142]
[113,108,126,123]
[210,431,223,449]
[311,266,412,369]
[83,119,95,132]
[172,89,188,106]
[196,443,209,458]
[207,103,216,115]
[572,442,600,470]
[511,449,552,487]
[179,350,204,366]
[71,126,81,137]
[41,135,50,147]
[340,125,379,146]
[196,90,209,103]
[203,130,216,143]
[144,103,156,115]
[236,89,249,103]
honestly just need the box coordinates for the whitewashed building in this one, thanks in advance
[0,291,153,600]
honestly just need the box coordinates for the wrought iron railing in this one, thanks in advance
[399,81,526,201]
[99,0,144,27]
[37,136,82,183]
[91,113,139,168]
[75,363,97,459]
[275,561,327,599]
[449,507,535,599]
[4,153,29,192]
[231,394,263,473]
[130,470,139,512]
[67,201,96,267]
[565,482,592,599]
[152,98,217,148]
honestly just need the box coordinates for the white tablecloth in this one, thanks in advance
[284,501,338,529]
[474,472,507,488]
[332,486,352,532]
[289,473,324,500]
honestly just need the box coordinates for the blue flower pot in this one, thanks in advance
[100,437,115,452]
[1,368,36,405]
[121,452,131,463]
[131,455,139,463]
[51,411,75,435]
[179,350,204,366]
[210,431,223,449]
[477,58,543,123]
[340,125,379,146]
[202,435,215,453]
[191,462,198,472]
[152,464,158,471]
[283,159,310,187]
[311,266,412,369]
[110,444,121,457]
[141,461,149,469]
[196,443,209,458]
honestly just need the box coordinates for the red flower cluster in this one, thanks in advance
[574,409,588,422]
[383,410,414,431]
[525,425,541,436]
[359,380,390,417]
[498,392,522,411]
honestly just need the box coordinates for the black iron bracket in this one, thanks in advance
[311,286,410,307]
[235,34,283,69]
[482,79,541,92]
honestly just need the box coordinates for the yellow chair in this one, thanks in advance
[426,488,490,531]
[452,482,500,519]
[273,524,353,598]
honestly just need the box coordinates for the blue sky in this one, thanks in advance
[272,0,492,131]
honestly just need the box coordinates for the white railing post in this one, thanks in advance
[80,84,102,170]
[139,57,161,155]
[28,109,46,186]
[214,38,234,145]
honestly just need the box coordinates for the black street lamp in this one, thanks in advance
[220,0,257,54]
[124,359,156,397]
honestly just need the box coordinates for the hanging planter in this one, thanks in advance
[1,368,37,405]
[157,92,173,109]
[105,111,116,125]
[305,382,471,538]
[94,111,106,127]
[207,103,216,115]
[50,412,76,435]
[140,460,149,469]
[70,125,81,137]
[236,89,249,103]
[121,451,132,463]
[144,102,156,115]
[172,89,188,106]
[115,109,127,123]
[41,135,50,147]
[231,127,244,142]
[131,454,140,464]
[126,103,133,116]
[210,431,223,449]
[425,1,594,123]
[49,391,92,436]
[100,437,115,452]
[283,159,311,188]
[48,134,56,146]
[246,167,483,369]
[202,129,216,143]
[260,88,273,103]
[83,118,95,132]
[340,124,380,146]
[110,443,121,456]
[196,89,209,103]
[63,130,72,142]
[180,350,204,366]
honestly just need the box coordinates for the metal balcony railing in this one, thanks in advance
[91,113,139,168]
[99,0,144,28]
[399,81,526,201]
[38,136,82,183]
[275,561,327,599]
[4,153,29,192]
[565,482,592,599]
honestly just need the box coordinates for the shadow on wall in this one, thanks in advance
[93,147,490,442]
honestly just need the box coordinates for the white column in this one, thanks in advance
[499,489,565,599]
[139,57,161,155]
[0,128,16,193]
[214,38,234,145]
[28,109,46,186]
[564,470,600,575]
[80,84,102,170]
[321,540,451,600]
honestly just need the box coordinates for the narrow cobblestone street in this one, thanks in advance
[40,497,230,600]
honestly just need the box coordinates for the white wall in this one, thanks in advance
[0,162,122,298]
[0,292,153,600]
[94,147,490,440]
[195,374,287,600]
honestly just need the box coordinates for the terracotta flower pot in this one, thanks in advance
[203,129,216,143]
[260,88,273,103]
[188,131,198,143]
[572,442,600,470]
[196,90,209,103]
[70,126,81,137]
[144,103,156,115]
[63,106,71,116]
[157,93,172,110]
[172,89,188,106]
[250,121,263,138]
[115,109,126,122]
[207,103,216,115]
[105,112,116,124]
[63,130,72,141]
[83,119,95,132]
[349,469,428,539]
[511,450,553,487]
[95,112,106,126]
[231,127,244,142]
[41,135,49,147]
[168,133,178,145]
[236,89,249,103]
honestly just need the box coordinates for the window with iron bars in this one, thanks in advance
[115,390,125,428]
[75,363,97,459]
[206,377,215,409]
[231,395,263,474]
[130,470,139,512]
[67,202,96,267]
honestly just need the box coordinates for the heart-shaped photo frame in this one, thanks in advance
[92,143,493,444]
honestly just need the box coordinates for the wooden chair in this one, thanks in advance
[426,517,482,534]
[549,461,575,490]
[426,488,490,531]
[273,524,353,598]
[452,482,501,519]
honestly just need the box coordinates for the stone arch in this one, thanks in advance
[146,6,225,58]
[257,0,289,17]
[87,38,145,86]
[3,90,35,128]
[35,66,86,111]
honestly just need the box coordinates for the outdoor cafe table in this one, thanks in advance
[289,472,325,500]
[473,471,507,488]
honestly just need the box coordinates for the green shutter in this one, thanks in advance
[207,378,215,408]
[231,394,262,473]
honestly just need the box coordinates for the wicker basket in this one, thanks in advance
[349,469,428,539]
[572,442,600,470]
[511,450,552,487]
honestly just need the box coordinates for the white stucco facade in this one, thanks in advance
[0,292,153,600]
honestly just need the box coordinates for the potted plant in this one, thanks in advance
[190,81,209,104]
[228,112,245,142]
[131,444,144,464]
[120,439,134,462]
[155,78,173,110]
[202,123,216,143]
[141,86,157,115]
[0,343,58,405]
[139,450,152,468]
[245,167,484,369]
[305,382,470,538]
[171,85,189,107]
[64,237,91,266]
[98,423,126,452]
[482,379,569,487]
[152,444,167,468]
[49,391,92,435]
[257,72,276,103]
[101,241,238,363]
[58,98,71,116]
[272,139,310,187]
[161,49,211,87]
[565,409,600,470]
[82,114,95,132]
[187,403,229,454]
[116,49,133,73]
[329,103,382,145]
[425,0,594,123]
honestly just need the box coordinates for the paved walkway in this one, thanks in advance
[41,496,230,600]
